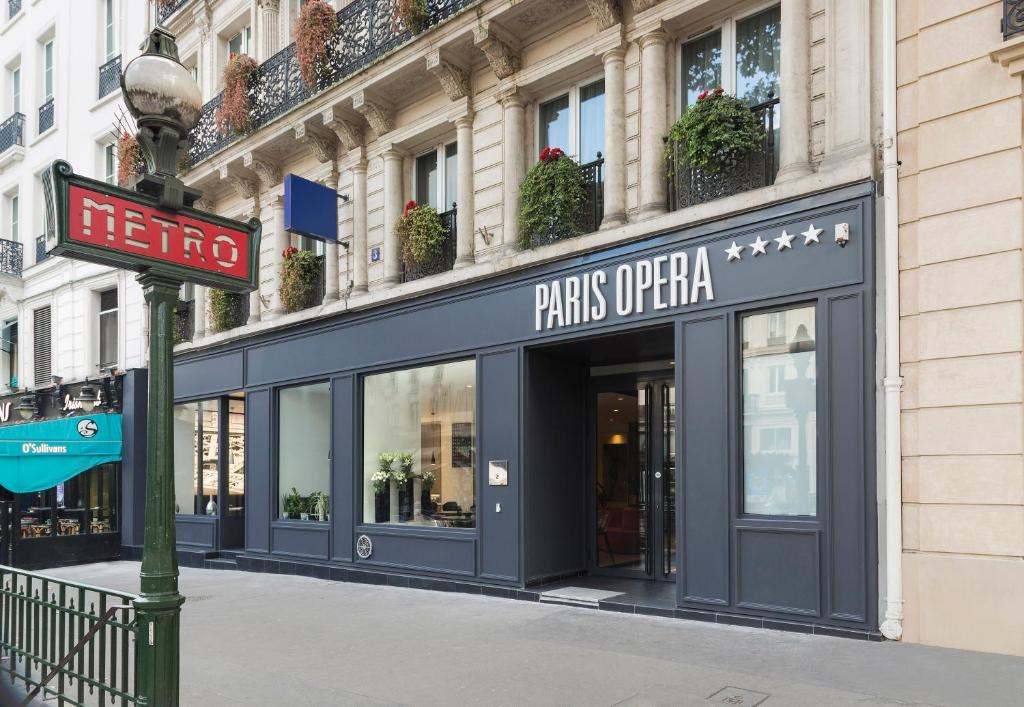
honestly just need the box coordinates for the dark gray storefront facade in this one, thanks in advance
[168,181,878,636]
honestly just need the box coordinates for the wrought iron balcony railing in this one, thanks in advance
[7,0,21,19]
[0,112,24,155]
[314,254,326,306]
[174,299,195,344]
[98,55,122,99]
[1005,1,1024,39]
[0,238,22,276]
[35,235,48,264]
[667,96,779,212]
[156,0,189,24]
[401,205,457,282]
[188,0,478,166]
[525,155,606,248]
[38,98,54,134]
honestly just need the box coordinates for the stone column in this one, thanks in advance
[776,0,813,181]
[382,147,404,285]
[271,196,287,314]
[194,286,207,339]
[639,30,668,219]
[823,0,872,166]
[323,172,341,302]
[455,114,476,267]
[351,156,369,293]
[499,89,526,250]
[257,0,280,62]
[602,46,628,228]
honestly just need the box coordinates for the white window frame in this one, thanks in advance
[43,39,54,102]
[7,192,18,242]
[98,288,118,369]
[103,143,116,184]
[414,141,458,213]
[104,0,117,62]
[675,0,780,114]
[227,26,252,58]
[10,65,20,114]
[534,73,605,163]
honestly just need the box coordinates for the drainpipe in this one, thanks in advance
[880,0,904,641]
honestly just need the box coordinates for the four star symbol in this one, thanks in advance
[750,235,769,256]
[774,230,796,251]
[802,224,823,245]
[725,241,745,262]
[725,223,844,262]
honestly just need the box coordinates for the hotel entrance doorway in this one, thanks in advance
[591,370,675,581]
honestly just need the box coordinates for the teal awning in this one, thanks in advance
[0,414,122,493]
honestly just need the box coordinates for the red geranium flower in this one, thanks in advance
[713,87,725,95]
[283,245,299,258]
[540,147,551,162]
[698,90,710,101]
[403,200,419,217]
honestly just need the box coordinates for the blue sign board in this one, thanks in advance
[284,173,338,242]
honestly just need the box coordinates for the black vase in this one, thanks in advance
[374,490,388,523]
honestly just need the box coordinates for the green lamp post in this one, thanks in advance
[120,28,203,706]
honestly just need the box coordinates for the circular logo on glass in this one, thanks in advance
[77,419,99,439]
[356,534,373,559]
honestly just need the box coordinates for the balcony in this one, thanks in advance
[98,55,122,99]
[35,235,48,264]
[0,113,24,166]
[667,96,779,212]
[38,99,54,134]
[156,0,189,25]
[401,206,457,283]
[525,155,605,248]
[7,0,21,19]
[1004,1,1024,39]
[0,238,22,277]
[187,0,478,166]
[174,300,195,344]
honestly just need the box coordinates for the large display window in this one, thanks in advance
[363,360,476,528]
[277,382,331,522]
[14,464,119,539]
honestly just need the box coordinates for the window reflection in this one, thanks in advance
[742,306,817,517]
[278,383,331,521]
[363,360,476,528]
[17,464,118,538]
[172,399,220,515]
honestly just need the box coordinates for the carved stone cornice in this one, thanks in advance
[257,0,280,9]
[222,173,259,201]
[631,0,661,12]
[427,49,471,101]
[193,198,215,212]
[322,107,365,151]
[243,152,283,188]
[474,22,521,80]
[194,6,213,43]
[293,122,337,164]
[585,0,621,30]
[991,35,1024,77]
[353,91,394,136]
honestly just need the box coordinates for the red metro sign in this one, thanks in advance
[46,161,260,293]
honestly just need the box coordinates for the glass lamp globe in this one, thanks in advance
[121,33,202,132]
[77,384,100,413]
[15,394,38,421]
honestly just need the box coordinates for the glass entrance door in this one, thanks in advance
[593,377,675,580]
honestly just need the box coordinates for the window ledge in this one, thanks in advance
[90,89,122,113]
[29,125,56,148]
[0,10,23,38]
[0,145,24,171]
[990,34,1024,77]
[271,520,330,530]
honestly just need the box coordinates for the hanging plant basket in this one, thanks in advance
[392,0,429,33]
[280,246,321,313]
[664,88,764,173]
[216,54,258,136]
[518,148,587,249]
[397,201,446,269]
[295,0,338,87]
[116,132,145,187]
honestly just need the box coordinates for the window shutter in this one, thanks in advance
[33,306,51,386]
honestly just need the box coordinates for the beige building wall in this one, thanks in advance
[898,0,1024,656]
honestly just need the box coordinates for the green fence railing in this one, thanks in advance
[0,565,139,706]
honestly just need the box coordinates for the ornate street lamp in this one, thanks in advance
[120,28,203,210]
[14,394,38,421]
[76,382,100,413]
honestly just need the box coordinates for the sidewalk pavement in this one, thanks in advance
[41,562,1024,707]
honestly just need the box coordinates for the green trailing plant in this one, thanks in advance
[216,53,258,136]
[283,487,306,519]
[393,0,429,33]
[295,0,338,87]
[518,147,587,249]
[397,201,446,269]
[209,289,245,332]
[664,88,764,173]
[280,246,321,313]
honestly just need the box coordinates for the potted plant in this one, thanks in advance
[392,0,429,33]
[397,200,447,273]
[209,289,245,332]
[308,491,329,522]
[116,131,144,188]
[518,147,587,249]
[295,0,338,87]
[280,246,322,313]
[283,487,305,520]
[216,53,258,136]
[373,452,398,522]
[664,88,764,174]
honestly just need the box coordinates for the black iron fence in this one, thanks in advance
[0,113,24,154]
[35,236,48,265]
[1005,1,1024,38]
[0,565,139,705]
[401,206,457,282]
[98,56,121,100]
[0,238,21,277]
[526,155,605,248]
[667,96,779,212]
[38,99,54,134]
[155,0,188,24]
[188,0,478,165]
[173,300,195,344]
[7,0,21,19]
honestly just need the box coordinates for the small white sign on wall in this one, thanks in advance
[488,460,508,486]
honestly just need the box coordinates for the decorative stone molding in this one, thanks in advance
[192,198,215,212]
[631,0,661,12]
[474,22,520,79]
[194,7,213,42]
[257,0,280,8]
[427,50,471,101]
[991,35,1024,77]
[293,122,338,164]
[322,107,365,151]
[243,152,283,188]
[222,173,259,201]
[585,0,621,30]
[353,91,394,136]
